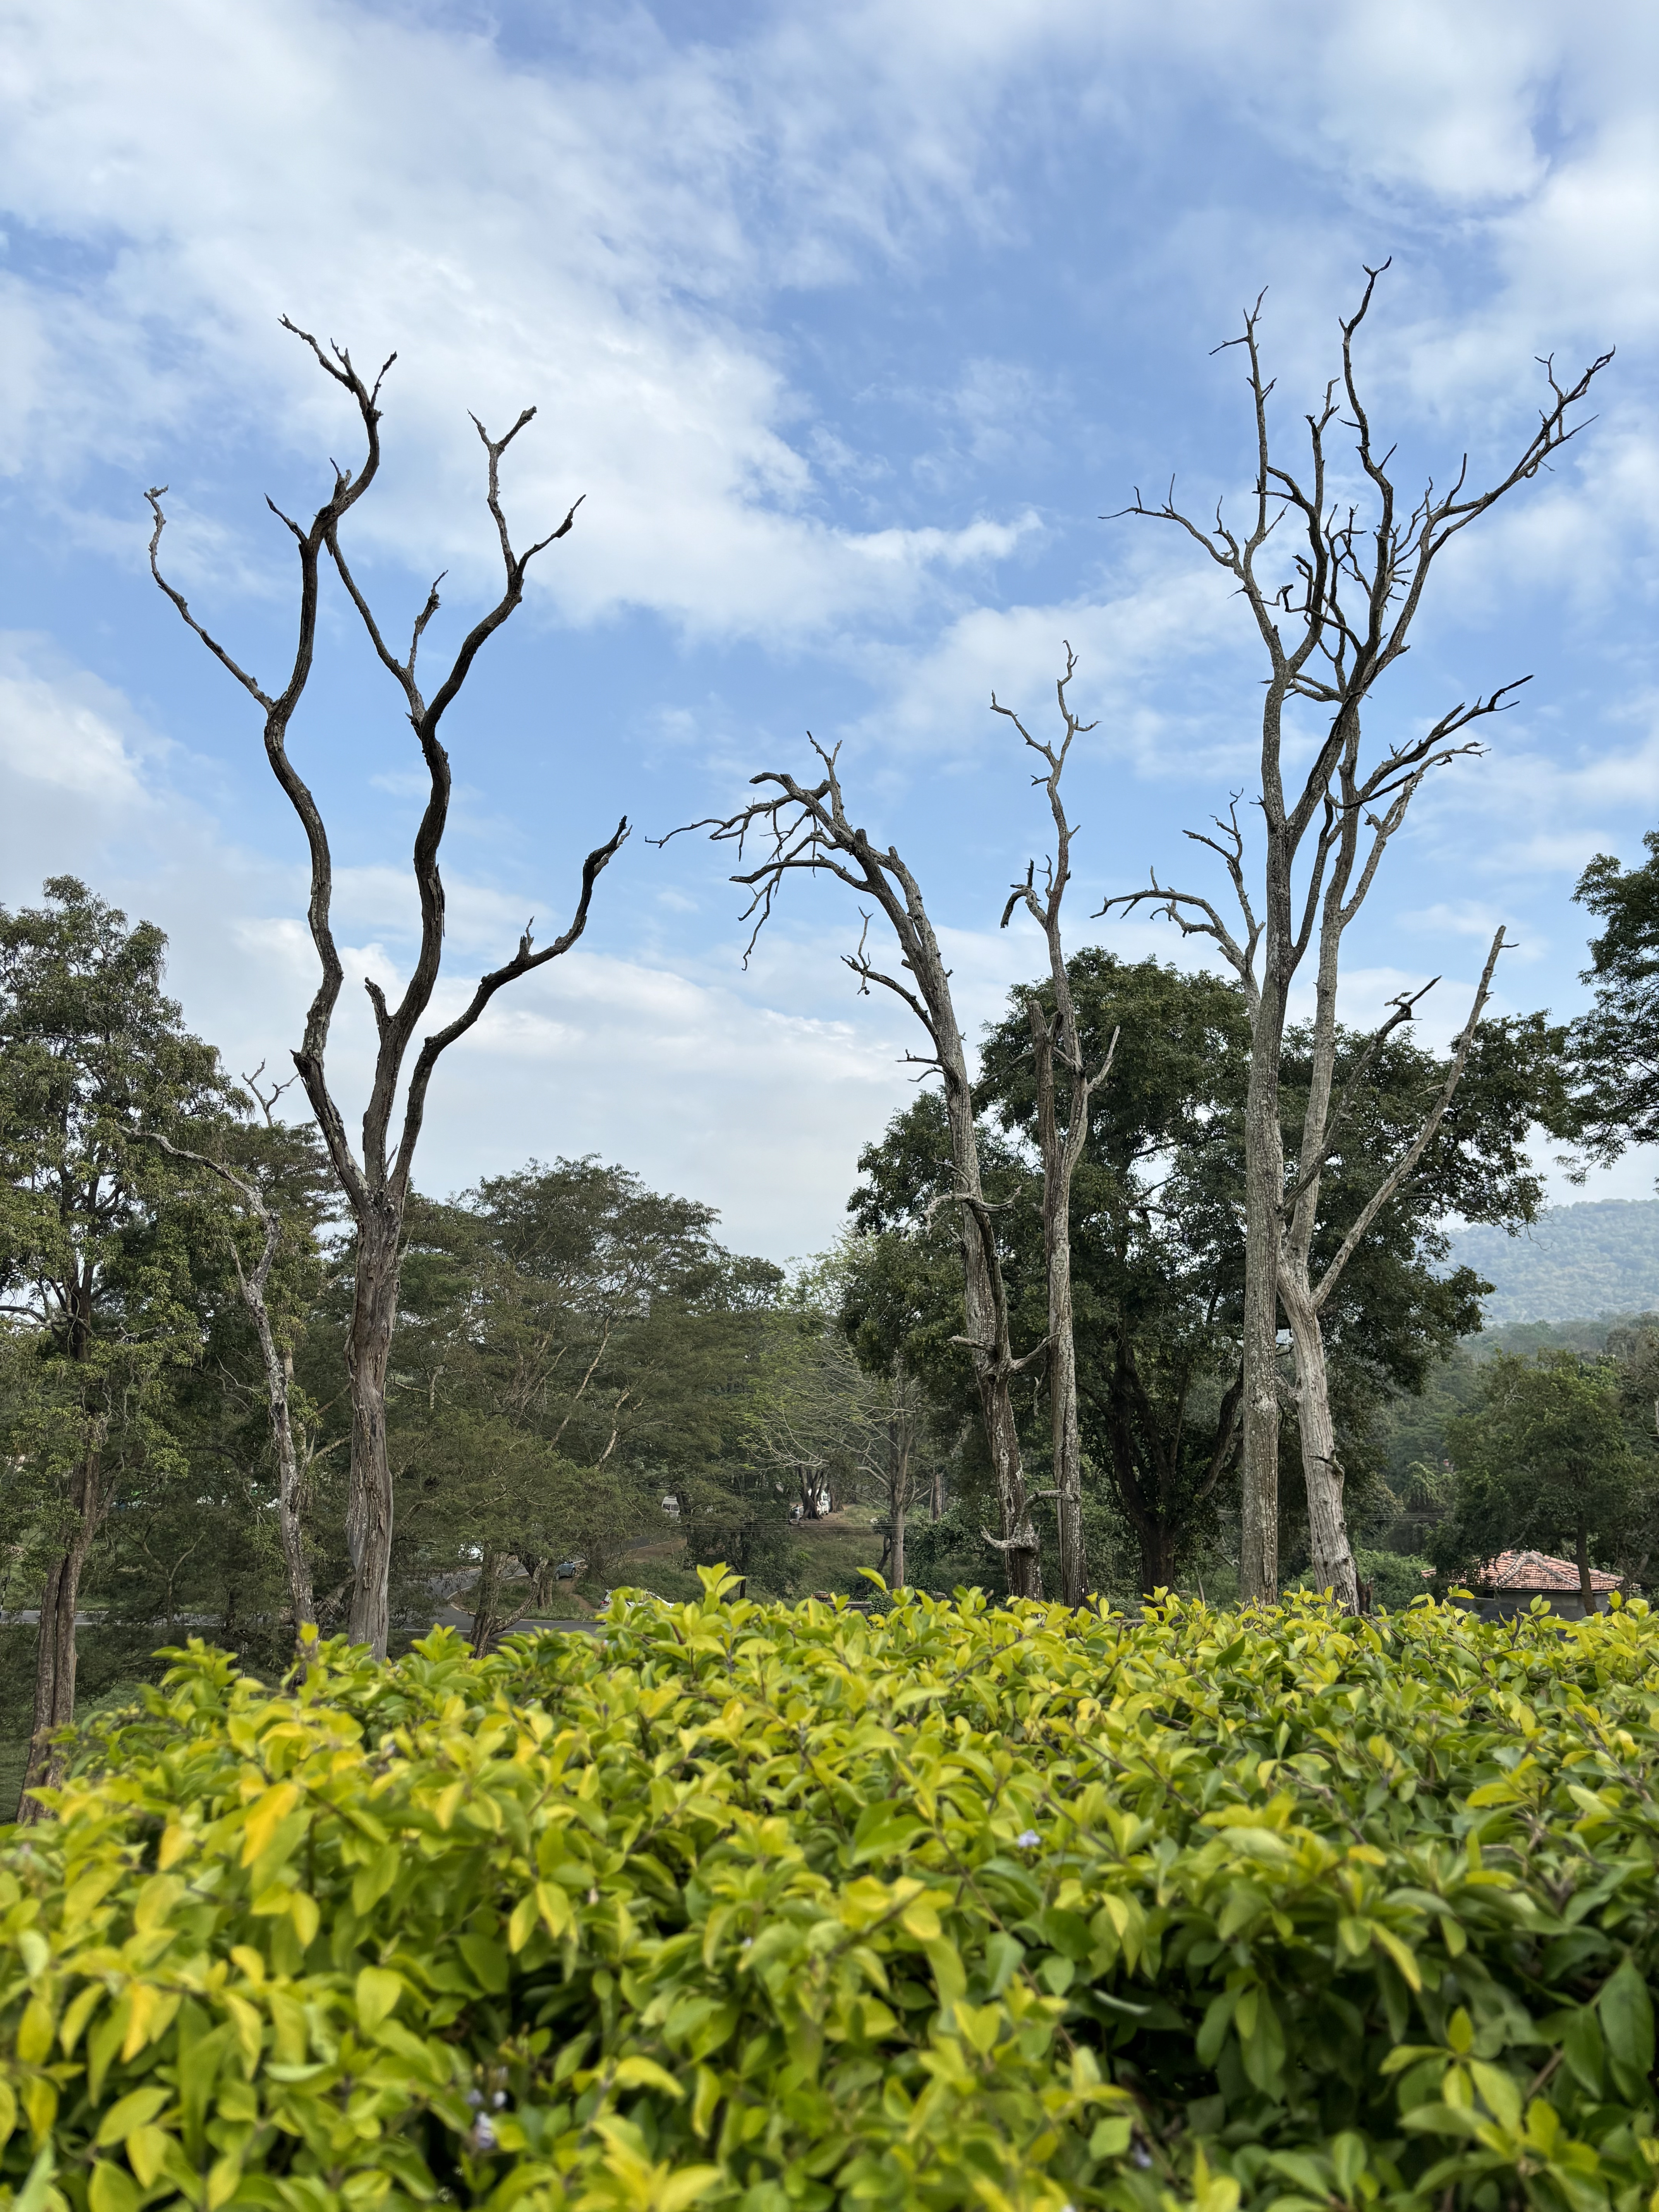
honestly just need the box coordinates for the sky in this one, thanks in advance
[0,0,1655,1261]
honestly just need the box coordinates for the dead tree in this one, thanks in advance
[995,648,1118,1608]
[148,324,627,1657]
[151,1065,324,1642]
[1106,268,1610,1604]
[878,1371,922,1590]
[154,1131,314,1637]
[668,752,1046,1597]
[1276,922,1508,1606]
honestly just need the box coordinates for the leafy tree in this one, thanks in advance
[745,1250,947,1589]
[1571,832,1659,1160]
[376,1161,781,1638]
[980,952,1250,1596]
[0,879,238,1812]
[1435,1352,1657,1607]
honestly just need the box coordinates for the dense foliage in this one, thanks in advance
[383,1165,784,1632]
[1432,1354,1655,1598]
[1571,836,1659,1163]
[4,1585,1659,2212]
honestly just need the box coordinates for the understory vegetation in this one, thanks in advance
[3,1585,1659,2212]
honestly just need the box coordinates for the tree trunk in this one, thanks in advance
[942,1058,1041,1599]
[345,1202,402,1656]
[470,1548,524,1653]
[265,1340,313,1638]
[1280,1276,1358,1609]
[19,1435,104,1824]
[1135,1514,1178,1601]
[1029,1003,1087,1607]
[930,1461,943,1522]
[1575,1519,1596,1614]
[1240,1001,1285,1603]
[886,1410,908,1590]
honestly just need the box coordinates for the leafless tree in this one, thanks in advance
[147,324,627,1657]
[668,754,1046,1596]
[155,1129,314,1635]
[1106,268,1610,1604]
[995,649,1118,1607]
[1279,925,1508,1606]
[150,1065,321,1640]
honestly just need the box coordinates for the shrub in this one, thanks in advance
[1,1579,1658,2212]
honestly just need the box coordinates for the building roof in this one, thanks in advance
[1478,1548,1621,1594]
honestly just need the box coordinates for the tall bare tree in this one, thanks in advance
[153,1068,326,1642]
[1277,921,1509,1606]
[995,649,1117,1607]
[672,750,1046,1596]
[1108,269,1609,1603]
[147,324,627,1656]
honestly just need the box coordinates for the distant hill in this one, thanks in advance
[1445,1200,1659,1325]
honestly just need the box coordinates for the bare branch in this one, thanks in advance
[1312,927,1509,1311]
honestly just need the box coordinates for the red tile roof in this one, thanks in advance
[1478,1549,1620,1594]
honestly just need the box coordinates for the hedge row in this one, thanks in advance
[0,1576,1657,2212]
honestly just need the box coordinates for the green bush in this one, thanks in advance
[2,1579,1659,2212]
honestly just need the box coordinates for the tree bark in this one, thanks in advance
[1279,1276,1355,1607]
[1576,1518,1596,1614]
[1240,1006,1287,1603]
[1030,1003,1087,1606]
[19,1436,103,1822]
[943,1070,1042,1599]
[345,1200,400,1651]
[886,1408,908,1591]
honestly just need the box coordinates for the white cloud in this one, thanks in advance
[0,0,1650,664]
[4,0,1659,1252]
[0,634,931,1253]
[0,0,1054,644]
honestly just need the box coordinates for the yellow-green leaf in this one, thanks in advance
[355,1966,402,2030]
[95,2089,170,2148]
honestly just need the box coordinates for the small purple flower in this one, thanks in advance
[472,2116,498,2154]
[1015,1829,1041,1850]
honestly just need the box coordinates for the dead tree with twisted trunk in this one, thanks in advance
[1105,268,1610,1605]
[147,323,627,1656]
[665,751,1046,1598]
[995,648,1118,1609]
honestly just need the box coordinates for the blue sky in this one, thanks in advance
[1,0,1655,1258]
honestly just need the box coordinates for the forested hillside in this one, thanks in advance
[1446,1198,1659,1322]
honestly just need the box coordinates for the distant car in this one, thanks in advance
[661,1496,681,1517]
[556,1558,585,1579]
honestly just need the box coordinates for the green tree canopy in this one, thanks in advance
[373,1159,783,1637]
[0,876,240,1803]
[1571,831,1659,1158]
[1434,1350,1657,1607]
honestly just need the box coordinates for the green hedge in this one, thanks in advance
[2,1577,1658,2212]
